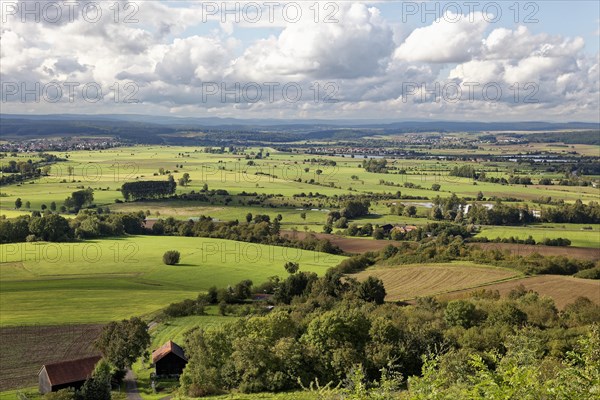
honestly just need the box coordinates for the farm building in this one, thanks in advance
[38,355,102,394]
[391,225,418,234]
[380,224,395,233]
[152,340,188,376]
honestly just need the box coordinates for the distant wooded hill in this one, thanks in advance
[1,114,597,144]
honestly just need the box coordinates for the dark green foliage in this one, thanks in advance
[164,299,206,317]
[95,317,150,371]
[527,130,600,145]
[64,189,94,211]
[27,213,72,242]
[444,300,478,328]
[541,237,572,246]
[206,286,219,304]
[380,235,594,277]
[332,254,375,274]
[77,378,110,400]
[0,209,147,243]
[357,276,386,304]
[408,325,600,399]
[574,266,600,279]
[273,271,318,304]
[449,165,477,178]
[0,153,64,186]
[163,250,181,265]
[363,159,388,173]
[233,279,253,300]
[284,261,299,274]
[77,360,112,400]
[562,297,600,326]
[486,302,528,327]
[120,178,176,201]
[540,199,600,224]
[341,200,371,219]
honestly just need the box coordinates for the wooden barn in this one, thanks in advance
[152,340,188,376]
[38,355,102,394]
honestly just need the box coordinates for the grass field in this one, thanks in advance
[1,146,598,215]
[0,236,345,326]
[476,224,600,248]
[352,262,522,302]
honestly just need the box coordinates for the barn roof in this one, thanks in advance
[40,355,102,386]
[152,340,187,363]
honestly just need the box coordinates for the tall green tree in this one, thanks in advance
[95,317,150,371]
[357,276,386,304]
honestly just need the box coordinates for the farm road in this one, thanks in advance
[124,369,142,400]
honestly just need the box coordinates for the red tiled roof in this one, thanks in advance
[40,356,102,386]
[152,340,187,363]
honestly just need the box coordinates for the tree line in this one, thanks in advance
[121,176,176,201]
[0,211,146,243]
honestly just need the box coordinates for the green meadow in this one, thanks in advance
[0,236,345,326]
[476,224,600,248]
[1,146,598,215]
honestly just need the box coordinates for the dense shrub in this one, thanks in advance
[164,299,205,317]
[574,266,600,279]
[163,250,181,265]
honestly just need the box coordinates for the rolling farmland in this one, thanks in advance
[0,236,345,326]
[352,262,522,302]
[441,275,600,309]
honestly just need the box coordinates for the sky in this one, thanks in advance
[1,0,599,122]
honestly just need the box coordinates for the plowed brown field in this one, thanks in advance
[0,324,103,391]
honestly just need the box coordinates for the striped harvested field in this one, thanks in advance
[352,262,521,301]
[441,275,600,309]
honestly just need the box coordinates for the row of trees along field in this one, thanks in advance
[0,153,63,186]
[120,176,177,200]
[0,209,342,255]
[0,210,146,243]
[404,194,600,225]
